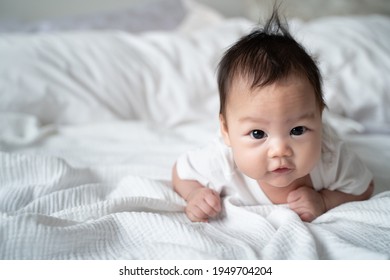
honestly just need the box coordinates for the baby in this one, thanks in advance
[172,11,374,223]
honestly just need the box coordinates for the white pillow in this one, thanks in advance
[0,19,252,126]
[295,15,390,131]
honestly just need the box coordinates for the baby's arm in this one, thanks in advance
[172,163,221,222]
[287,181,374,222]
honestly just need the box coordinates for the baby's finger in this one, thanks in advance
[287,190,300,203]
[299,212,315,222]
[188,212,208,223]
[204,191,221,213]
[186,205,209,222]
[197,200,219,217]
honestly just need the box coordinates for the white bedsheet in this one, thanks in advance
[1,14,390,259]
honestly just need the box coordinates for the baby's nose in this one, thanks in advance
[268,138,293,158]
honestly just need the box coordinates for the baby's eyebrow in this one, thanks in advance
[291,112,317,122]
[238,111,317,124]
[238,116,269,124]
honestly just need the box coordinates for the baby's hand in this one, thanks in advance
[185,188,221,222]
[287,186,326,222]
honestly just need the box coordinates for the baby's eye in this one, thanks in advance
[250,130,267,139]
[290,126,307,136]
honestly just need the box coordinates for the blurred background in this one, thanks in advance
[1,0,390,23]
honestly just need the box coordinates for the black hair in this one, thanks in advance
[217,9,325,118]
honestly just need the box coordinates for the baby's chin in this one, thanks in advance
[265,180,296,189]
[259,175,303,189]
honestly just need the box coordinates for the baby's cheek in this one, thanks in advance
[299,144,321,174]
[234,151,266,179]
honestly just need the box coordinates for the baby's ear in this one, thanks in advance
[219,114,231,147]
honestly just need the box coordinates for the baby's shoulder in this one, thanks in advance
[208,136,237,177]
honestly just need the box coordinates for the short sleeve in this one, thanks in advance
[175,137,235,192]
[310,139,373,195]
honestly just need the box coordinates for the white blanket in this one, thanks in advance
[1,14,390,259]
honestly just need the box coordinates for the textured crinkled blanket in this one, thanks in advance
[1,149,389,259]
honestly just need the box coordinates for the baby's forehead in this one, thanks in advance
[226,73,322,110]
[229,72,314,94]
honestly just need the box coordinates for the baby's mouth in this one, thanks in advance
[272,167,292,174]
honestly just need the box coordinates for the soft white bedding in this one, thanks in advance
[1,148,389,259]
[1,10,390,259]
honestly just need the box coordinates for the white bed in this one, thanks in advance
[1,0,390,259]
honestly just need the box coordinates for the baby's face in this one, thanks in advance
[220,74,323,189]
